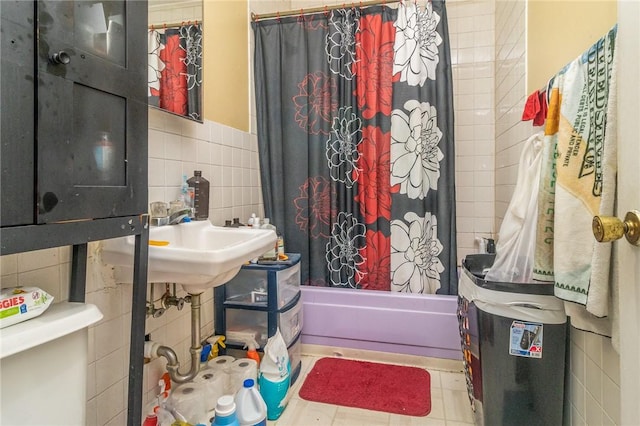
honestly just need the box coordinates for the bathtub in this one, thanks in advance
[300,286,462,360]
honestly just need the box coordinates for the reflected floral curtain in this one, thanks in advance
[253,1,457,295]
[148,23,202,120]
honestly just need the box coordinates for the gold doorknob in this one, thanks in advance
[592,210,640,245]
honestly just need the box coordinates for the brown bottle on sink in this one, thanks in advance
[187,170,209,220]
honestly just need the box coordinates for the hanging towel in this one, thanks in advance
[587,31,618,318]
[522,90,548,126]
[553,26,617,314]
[532,82,561,282]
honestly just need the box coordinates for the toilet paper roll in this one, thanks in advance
[207,355,235,372]
[167,383,208,425]
[193,368,227,412]
[227,358,258,395]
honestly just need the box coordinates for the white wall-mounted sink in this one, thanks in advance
[101,221,277,294]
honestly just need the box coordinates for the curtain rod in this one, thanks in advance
[148,21,201,30]
[251,0,402,22]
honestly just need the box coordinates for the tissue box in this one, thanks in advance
[0,286,53,329]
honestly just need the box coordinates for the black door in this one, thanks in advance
[1,1,36,227]
[36,0,147,223]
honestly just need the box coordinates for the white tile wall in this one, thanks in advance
[570,328,620,425]
[494,0,531,232]
[147,107,264,226]
[448,0,497,264]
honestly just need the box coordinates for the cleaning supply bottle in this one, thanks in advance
[234,379,267,426]
[187,170,210,220]
[244,339,260,367]
[211,395,239,426]
[276,232,285,259]
[206,335,227,359]
[259,219,277,261]
[258,330,290,420]
[247,213,257,228]
[181,174,194,212]
[475,237,487,254]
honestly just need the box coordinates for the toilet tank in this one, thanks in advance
[0,302,103,425]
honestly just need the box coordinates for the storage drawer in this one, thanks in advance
[288,334,302,376]
[279,298,303,345]
[225,262,300,309]
[224,297,303,348]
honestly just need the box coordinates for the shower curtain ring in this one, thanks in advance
[324,5,329,16]
[276,11,281,22]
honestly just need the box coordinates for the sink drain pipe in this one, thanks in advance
[144,293,203,384]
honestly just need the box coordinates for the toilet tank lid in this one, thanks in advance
[1,302,103,359]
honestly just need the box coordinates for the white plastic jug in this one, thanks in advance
[235,379,267,426]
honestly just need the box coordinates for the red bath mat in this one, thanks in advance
[298,357,431,416]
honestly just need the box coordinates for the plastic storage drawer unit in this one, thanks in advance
[224,261,300,309]
[223,296,302,348]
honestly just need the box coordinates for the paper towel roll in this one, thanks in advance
[228,358,258,395]
[167,383,208,425]
[193,368,226,412]
[207,355,235,372]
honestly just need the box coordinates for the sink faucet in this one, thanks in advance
[168,208,192,225]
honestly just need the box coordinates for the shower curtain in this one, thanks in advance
[253,1,457,295]
[148,23,203,121]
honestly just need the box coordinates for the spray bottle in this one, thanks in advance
[244,338,261,367]
[206,335,227,359]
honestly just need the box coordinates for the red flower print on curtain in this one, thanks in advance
[292,72,338,135]
[353,13,399,120]
[159,30,188,116]
[294,176,335,239]
[354,125,399,224]
[359,230,391,291]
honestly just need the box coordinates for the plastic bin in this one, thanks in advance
[457,254,567,426]
[224,297,303,347]
[224,261,301,309]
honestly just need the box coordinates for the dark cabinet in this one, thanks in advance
[1,2,149,425]
[1,1,36,226]
[1,0,148,226]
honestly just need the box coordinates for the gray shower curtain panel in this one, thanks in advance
[253,1,457,295]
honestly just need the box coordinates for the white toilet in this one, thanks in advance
[0,302,103,425]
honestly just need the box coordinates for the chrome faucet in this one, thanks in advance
[168,208,192,225]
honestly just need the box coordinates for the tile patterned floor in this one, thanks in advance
[269,346,475,426]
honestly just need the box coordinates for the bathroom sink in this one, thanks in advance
[101,221,277,294]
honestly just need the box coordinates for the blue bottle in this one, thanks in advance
[211,395,239,426]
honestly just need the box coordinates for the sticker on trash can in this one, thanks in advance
[509,321,543,358]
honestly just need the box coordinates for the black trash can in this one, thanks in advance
[457,254,567,426]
